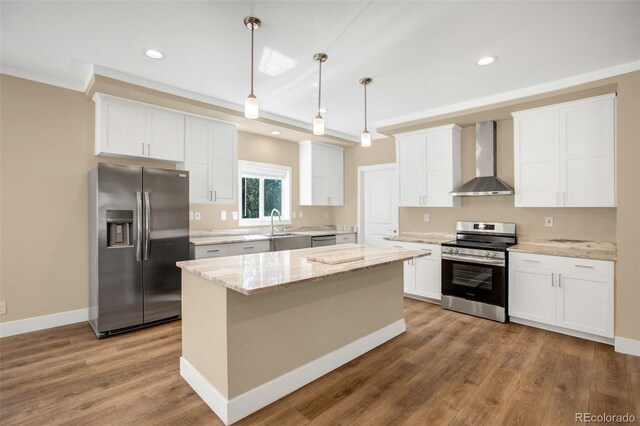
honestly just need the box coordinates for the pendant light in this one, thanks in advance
[313,53,328,135]
[244,17,261,119]
[359,77,372,147]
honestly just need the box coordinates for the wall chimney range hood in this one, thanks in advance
[449,121,514,196]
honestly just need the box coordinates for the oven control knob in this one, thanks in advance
[484,251,490,257]
[452,248,459,254]
[487,252,496,258]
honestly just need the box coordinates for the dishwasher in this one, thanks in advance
[311,235,336,247]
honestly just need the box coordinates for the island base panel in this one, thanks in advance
[181,262,405,425]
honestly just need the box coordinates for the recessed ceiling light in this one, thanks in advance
[271,131,281,135]
[144,48,164,59]
[476,56,497,66]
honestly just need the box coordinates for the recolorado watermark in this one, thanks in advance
[575,412,636,423]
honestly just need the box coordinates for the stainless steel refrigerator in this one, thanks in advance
[88,163,189,338]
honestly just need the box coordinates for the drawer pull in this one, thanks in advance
[392,246,403,249]
[574,264,594,269]
[206,249,220,253]
[524,259,540,263]
[420,249,430,251]
[243,246,255,250]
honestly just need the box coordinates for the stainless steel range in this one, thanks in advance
[441,221,516,322]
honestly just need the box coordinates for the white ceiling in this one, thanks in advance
[2,1,639,140]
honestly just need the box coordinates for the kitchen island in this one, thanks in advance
[176,243,429,425]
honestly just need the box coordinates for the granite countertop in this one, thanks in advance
[508,238,617,261]
[384,232,455,245]
[190,230,357,246]
[177,243,430,295]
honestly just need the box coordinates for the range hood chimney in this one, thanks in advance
[449,121,514,196]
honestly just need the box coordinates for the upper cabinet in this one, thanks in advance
[512,94,616,207]
[299,141,344,206]
[395,124,461,207]
[94,94,185,162]
[178,116,238,204]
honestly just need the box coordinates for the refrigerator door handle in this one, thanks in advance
[135,192,143,262]
[144,192,151,261]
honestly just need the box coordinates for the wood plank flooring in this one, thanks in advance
[1,298,637,425]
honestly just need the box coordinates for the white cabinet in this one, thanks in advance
[94,94,185,162]
[336,233,356,244]
[384,240,441,301]
[179,116,237,204]
[191,240,269,259]
[509,252,614,339]
[395,124,461,207]
[299,141,344,206]
[512,94,616,207]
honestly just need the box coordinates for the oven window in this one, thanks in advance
[452,263,493,290]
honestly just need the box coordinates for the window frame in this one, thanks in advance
[238,160,292,226]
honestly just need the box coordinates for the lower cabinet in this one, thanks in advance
[191,240,270,259]
[384,240,441,301]
[509,252,614,339]
[336,233,356,244]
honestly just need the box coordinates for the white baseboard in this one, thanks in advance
[180,318,406,425]
[510,317,614,345]
[615,336,640,357]
[0,308,89,338]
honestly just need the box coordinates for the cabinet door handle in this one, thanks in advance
[214,190,217,201]
[524,259,540,263]
[551,273,555,287]
[147,143,151,156]
[558,273,563,288]
[243,246,254,250]
[574,264,594,269]
[392,245,403,249]
[209,191,213,201]
[141,143,145,155]
[206,249,220,253]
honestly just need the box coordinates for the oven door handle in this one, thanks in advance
[442,253,505,267]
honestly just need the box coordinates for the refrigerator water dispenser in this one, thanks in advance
[106,210,133,247]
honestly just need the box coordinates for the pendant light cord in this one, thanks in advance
[363,83,368,132]
[317,60,322,114]
[250,25,254,95]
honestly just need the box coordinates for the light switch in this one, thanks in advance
[232,211,238,220]
[423,213,430,222]
[194,212,201,221]
[324,211,329,218]
[545,217,553,227]
[221,211,227,221]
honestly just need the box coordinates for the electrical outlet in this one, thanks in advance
[220,211,227,221]
[0,301,6,315]
[545,216,554,227]
[232,211,238,221]
[292,211,297,219]
[194,212,201,221]
[423,213,430,222]
[324,211,329,218]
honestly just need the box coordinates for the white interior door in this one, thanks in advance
[360,164,399,246]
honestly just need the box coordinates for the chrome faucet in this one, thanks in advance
[270,208,281,236]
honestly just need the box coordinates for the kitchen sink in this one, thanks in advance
[270,234,312,251]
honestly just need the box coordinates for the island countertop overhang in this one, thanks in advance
[176,243,430,295]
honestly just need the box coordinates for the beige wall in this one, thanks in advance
[0,75,336,324]
[340,71,639,341]
[0,75,172,323]
[190,131,333,231]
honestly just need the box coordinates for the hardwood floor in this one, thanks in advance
[1,299,637,425]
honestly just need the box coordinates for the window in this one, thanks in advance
[238,161,291,226]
